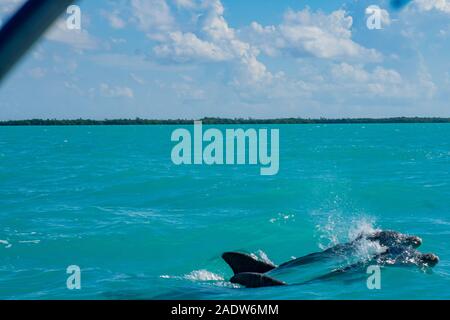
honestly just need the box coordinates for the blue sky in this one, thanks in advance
[0,0,449,119]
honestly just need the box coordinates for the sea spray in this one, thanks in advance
[184,270,224,281]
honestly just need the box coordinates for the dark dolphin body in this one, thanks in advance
[222,230,438,288]
[305,246,439,284]
[273,230,422,270]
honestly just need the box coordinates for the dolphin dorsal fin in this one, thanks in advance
[222,252,276,274]
[230,272,286,288]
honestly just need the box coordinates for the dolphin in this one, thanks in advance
[222,230,436,288]
[301,246,439,285]
[271,230,422,270]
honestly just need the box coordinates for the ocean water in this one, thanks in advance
[0,124,449,300]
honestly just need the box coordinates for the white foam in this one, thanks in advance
[348,217,379,241]
[184,270,224,281]
[18,240,40,244]
[314,214,387,264]
[255,250,275,266]
[269,212,295,224]
[0,240,12,249]
[354,238,387,262]
[314,211,380,251]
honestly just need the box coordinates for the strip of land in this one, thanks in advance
[1,117,450,126]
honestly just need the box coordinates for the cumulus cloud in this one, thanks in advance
[332,63,402,84]
[330,62,436,99]
[107,1,383,90]
[245,9,381,62]
[130,0,175,41]
[154,31,232,62]
[94,0,439,109]
[152,0,273,86]
[415,0,450,13]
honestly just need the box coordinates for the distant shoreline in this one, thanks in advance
[1,117,450,126]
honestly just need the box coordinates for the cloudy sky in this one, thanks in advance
[0,0,449,119]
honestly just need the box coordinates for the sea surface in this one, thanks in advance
[1,124,449,300]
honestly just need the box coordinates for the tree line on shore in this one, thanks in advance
[1,117,450,126]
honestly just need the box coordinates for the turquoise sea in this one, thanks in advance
[1,124,449,300]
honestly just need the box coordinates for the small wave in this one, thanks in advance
[0,240,12,249]
[184,270,224,281]
[428,218,450,226]
[269,213,295,224]
[160,270,224,282]
[18,240,41,244]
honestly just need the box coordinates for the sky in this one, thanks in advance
[0,0,449,120]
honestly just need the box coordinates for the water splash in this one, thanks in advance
[348,217,379,241]
[313,209,379,251]
[316,212,342,250]
[353,238,387,262]
[255,250,275,266]
[184,270,224,281]
[160,270,224,282]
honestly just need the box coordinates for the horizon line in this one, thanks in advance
[1,117,450,126]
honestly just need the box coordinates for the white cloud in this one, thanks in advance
[171,82,206,100]
[130,0,175,41]
[130,73,145,85]
[332,63,371,82]
[45,19,98,50]
[110,37,127,45]
[152,0,273,86]
[417,60,438,98]
[330,62,436,99]
[154,31,232,62]
[173,0,196,9]
[28,67,46,79]
[415,0,450,13]
[245,9,381,62]
[99,84,134,98]
[102,9,126,29]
